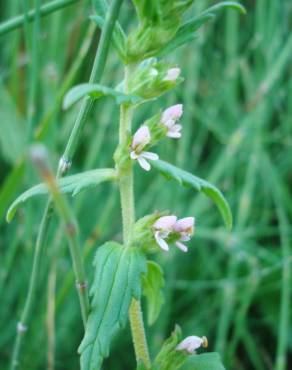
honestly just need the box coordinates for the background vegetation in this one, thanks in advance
[0,0,291,369]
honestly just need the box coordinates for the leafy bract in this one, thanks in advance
[78,242,147,370]
[153,325,186,370]
[179,352,226,370]
[159,1,246,56]
[142,261,165,325]
[63,83,142,110]
[152,160,232,230]
[6,169,116,222]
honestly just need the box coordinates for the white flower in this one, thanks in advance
[176,335,207,353]
[164,67,181,81]
[131,126,159,171]
[161,104,183,138]
[173,217,195,252]
[153,215,177,251]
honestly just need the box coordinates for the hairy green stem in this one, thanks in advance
[0,0,79,36]
[10,1,123,368]
[118,65,151,369]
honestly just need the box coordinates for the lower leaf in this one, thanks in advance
[78,242,147,370]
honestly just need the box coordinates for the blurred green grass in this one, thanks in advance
[0,1,291,369]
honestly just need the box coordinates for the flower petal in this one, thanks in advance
[154,215,177,230]
[164,68,181,81]
[132,125,151,149]
[130,151,139,159]
[155,231,169,251]
[173,217,195,232]
[162,104,183,123]
[175,241,188,253]
[176,336,203,353]
[142,151,159,160]
[137,156,151,171]
[167,131,181,139]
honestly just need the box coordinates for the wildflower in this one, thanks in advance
[176,335,208,354]
[130,126,158,171]
[164,67,181,81]
[161,104,183,138]
[173,217,195,252]
[153,215,195,252]
[153,215,177,251]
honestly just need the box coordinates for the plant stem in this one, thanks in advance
[0,0,79,36]
[10,1,123,368]
[118,65,151,369]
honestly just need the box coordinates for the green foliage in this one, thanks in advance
[6,169,116,222]
[153,325,187,370]
[142,261,165,325]
[180,353,226,370]
[0,83,26,163]
[151,160,232,230]
[78,242,147,370]
[63,83,142,109]
[126,0,194,62]
[0,1,291,370]
[90,15,127,61]
[127,1,245,62]
[127,59,183,101]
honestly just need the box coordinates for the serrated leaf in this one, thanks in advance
[142,261,165,325]
[78,242,147,370]
[63,83,142,109]
[179,352,226,370]
[151,160,232,230]
[6,169,116,222]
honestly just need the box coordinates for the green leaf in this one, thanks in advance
[78,242,147,370]
[63,83,142,109]
[158,14,213,57]
[142,261,165,325]
[200,1,246,17]
[6,169,116,222]
[151,160,232,230]
[179,352,226,370]
[153,325,186,370]
[159,2,245,56]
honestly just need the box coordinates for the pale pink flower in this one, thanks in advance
[173,217,195,252]
[161,104,183,138]
[131,126,158,171]
[164,67,181,81]
[153,215,195,252]
[153,216,177,251]
[176,336,207,354]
